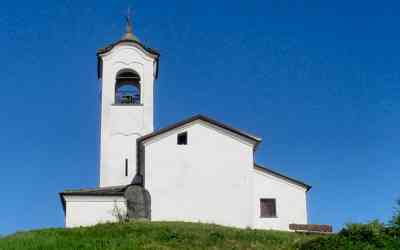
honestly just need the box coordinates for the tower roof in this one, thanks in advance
[120,13,140,42]
[96,17,160,79]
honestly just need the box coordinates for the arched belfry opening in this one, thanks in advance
[115,70,141,104]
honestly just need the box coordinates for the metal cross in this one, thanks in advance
[126,7,133,26]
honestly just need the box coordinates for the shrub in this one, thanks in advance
[208,231,225,243]
[390,199,400,229]
[299,235,374,250]
[159,229,179,241]
[299,221,400,250]
[339,220,386,247]
[111,202,128,223]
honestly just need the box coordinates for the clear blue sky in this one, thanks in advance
[0,1,399,235]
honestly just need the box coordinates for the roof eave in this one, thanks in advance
[254,163,312,191]
[60,192,125,196]
[59,192,66,214]
[96,40,160,80]
[137,114,261,146]
[96,39,160,57]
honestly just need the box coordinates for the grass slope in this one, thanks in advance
[0,221,317,250]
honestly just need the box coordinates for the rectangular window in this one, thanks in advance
[125,159,128,177]
[177,132,188,145]
[260,199,277,218]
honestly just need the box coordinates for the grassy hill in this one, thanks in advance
[0,221,317,250]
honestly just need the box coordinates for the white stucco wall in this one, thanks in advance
[63,118,309,230]
[99,42,157,187]
[64,195,127,228]
[253,168,308,231]
[143,120,256,228]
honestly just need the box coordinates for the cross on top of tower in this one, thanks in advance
[121,7,140,42]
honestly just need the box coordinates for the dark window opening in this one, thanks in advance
[177,132,188,145]
[260,199,277,218]
[115,70,141,104]
[125,158,128,177]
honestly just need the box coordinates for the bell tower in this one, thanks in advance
[97,18,160,187]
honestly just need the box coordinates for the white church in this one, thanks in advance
[59,19,311,231]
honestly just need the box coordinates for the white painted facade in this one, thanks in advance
[143,120,256,228]
[63,196,126,228]
[99,42,157,187]
[253,168,308,230]
[61,23,311,231]
[139,120,309,231]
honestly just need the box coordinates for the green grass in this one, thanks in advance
[0,221,318,250]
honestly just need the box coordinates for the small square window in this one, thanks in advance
[260,199,277,218]
[177,132,187,145]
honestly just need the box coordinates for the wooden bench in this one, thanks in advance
[289,224,333,234]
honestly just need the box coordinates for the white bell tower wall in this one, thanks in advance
[99,42,157,187]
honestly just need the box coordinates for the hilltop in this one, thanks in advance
[0,221,316,250]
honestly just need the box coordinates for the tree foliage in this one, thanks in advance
[300,199,400,250]
[390,199,400,229]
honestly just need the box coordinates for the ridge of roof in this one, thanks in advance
[137,114,262,145]
[254,163,312,191]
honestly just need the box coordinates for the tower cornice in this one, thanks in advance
[97,39,159,80]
